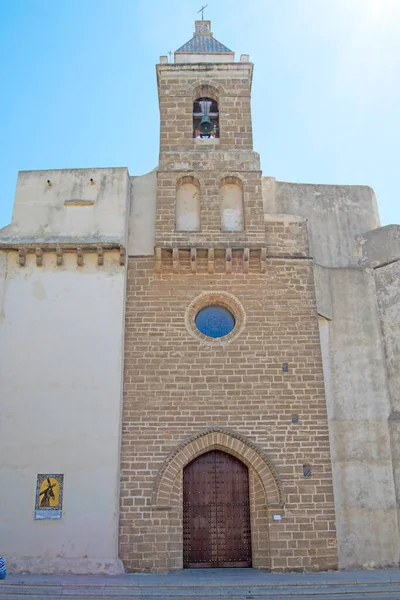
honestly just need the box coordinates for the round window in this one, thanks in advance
[195,305,235,338]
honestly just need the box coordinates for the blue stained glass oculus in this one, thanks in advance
[195,305,235,338]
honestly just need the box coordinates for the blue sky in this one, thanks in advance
[1,0,399,228]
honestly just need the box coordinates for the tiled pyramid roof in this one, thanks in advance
[175,21,232,54]
[176,35,232,54]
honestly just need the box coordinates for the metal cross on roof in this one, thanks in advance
[197,4,208,20]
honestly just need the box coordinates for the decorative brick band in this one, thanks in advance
[154,247,268,274]
[151,426,284,509]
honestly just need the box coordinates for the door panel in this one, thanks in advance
[183,450,252,568]
[183,452,217,566]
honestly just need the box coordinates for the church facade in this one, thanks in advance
[1,21,400,575]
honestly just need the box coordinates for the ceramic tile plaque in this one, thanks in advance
[34,474,64,520]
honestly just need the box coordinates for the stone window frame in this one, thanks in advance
[185,291,246,346]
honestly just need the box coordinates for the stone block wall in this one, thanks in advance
[119,255,338,573]
[265,220,310,258]
[157,63,254,153]
[155,169,265,248]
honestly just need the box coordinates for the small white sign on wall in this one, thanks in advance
[272,514,282,521]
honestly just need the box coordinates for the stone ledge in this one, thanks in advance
[5,556,125,575]
[154,246,312,274]
[357,225,400,269]
[0,243,126,267]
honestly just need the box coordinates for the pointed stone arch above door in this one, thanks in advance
[152,427,284,509]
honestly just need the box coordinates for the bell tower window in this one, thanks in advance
[193,97,219,139]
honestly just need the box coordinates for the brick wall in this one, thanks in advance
[119,256,338,573]
[155,170,265,247]
[157,63,254,152]
[265,220,310,257]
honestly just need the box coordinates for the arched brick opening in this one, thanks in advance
[151,427,284,571]
[191,83,224,103]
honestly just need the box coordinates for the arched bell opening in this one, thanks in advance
[183,450,252,568]
[193,97,219,139]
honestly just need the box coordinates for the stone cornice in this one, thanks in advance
[0,242,126,267]
[154,246,312,274]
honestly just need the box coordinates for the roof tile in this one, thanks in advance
[176,35,232,54]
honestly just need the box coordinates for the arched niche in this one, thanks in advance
[220,176,245,232]
[176,176,200,232]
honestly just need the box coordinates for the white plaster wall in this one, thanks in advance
[128,171,157,256]
[0,168,130,245]
[0,251,126,574]
[318,267,400,568]
[263,178,380,268]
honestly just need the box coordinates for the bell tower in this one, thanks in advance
[119,18,338,574]
[155,20,265,252]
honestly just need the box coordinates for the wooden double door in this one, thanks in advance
[183,450,252,568]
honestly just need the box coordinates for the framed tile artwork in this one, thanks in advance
[34,474,64,520]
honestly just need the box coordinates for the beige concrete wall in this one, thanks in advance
[318,267,400,568]
[375,261,400,413]
[357,224,400,270]
[375,259,400,534]
[0,166,130,574]
[263,177,380,268]
[0,168,130,245]
[0,251,126,574]
[128,171,157,256]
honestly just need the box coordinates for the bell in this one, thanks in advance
[198,115,214,135]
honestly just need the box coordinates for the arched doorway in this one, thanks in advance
[183,450,252,568]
